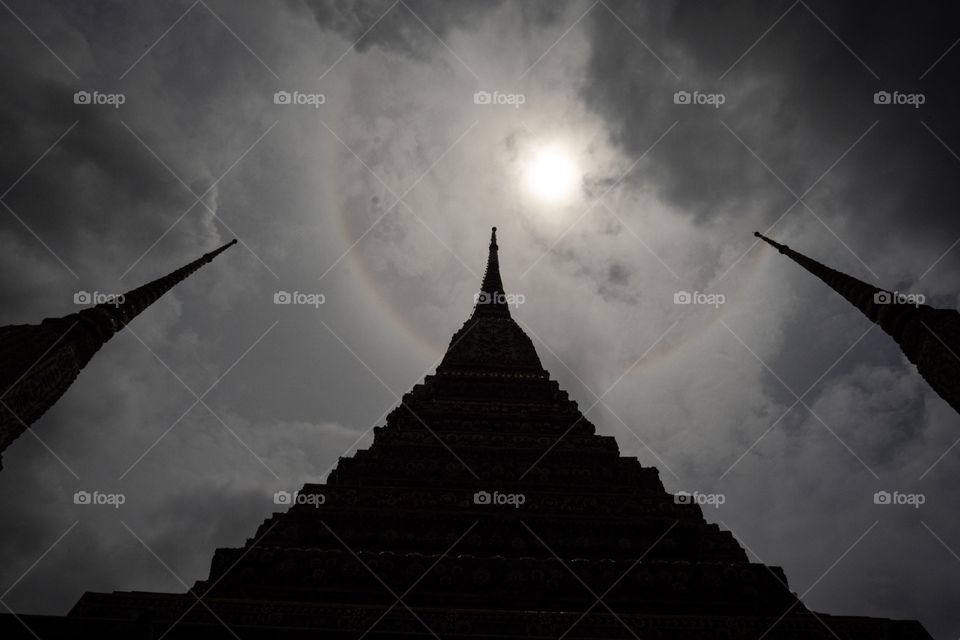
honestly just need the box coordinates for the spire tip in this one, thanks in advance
[754,232,789,253]
[475,226,507,316]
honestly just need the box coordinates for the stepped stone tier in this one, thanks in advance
[1,229,931,638]
[0,239,237,469]
[755,231,960,416]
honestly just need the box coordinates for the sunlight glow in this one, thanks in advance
[523,146,580,204]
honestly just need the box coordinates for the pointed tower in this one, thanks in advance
[0,239,237,468]
[10,230,928,638]
[474,226,509,316]
[755,231,960,415]
[438,227,547,378]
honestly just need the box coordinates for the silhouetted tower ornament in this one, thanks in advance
[0,239,238,468]
[474,226,509,317]
[755,231,960,415]
[438,226,547,377]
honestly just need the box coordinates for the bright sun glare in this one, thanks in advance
[523,146,580,205]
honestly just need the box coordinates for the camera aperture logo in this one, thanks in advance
[74,90,126,109]
[473,90,525,108]
[873,290,925,307]
[473,490,525,508]
[674,490,725,509]
[274,490,325,508]
[274,90,326,108]
[673,90,725,108]
[74,290,125,307]
[474,291,525,308]
[873,490,925,509]
[73,490,126,509]
[274,290,325,308]
[673,290,725,308]
[873,90,924,108]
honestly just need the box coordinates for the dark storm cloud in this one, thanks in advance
[0,71,187,285]
[580,0,960,285]
[300,0,563,56]
[0,1,267,327]
[583,1,960,275]
[570,0,960,438]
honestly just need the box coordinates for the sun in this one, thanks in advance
[523,146,580,204]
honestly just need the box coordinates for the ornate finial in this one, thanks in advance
[474,227,508,318]
[754,231,789,253]
[202,238,238,262]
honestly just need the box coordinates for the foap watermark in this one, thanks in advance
[74,290,125,307]
[274,290,325,308]
[675,491,726,509]
[274,90,326,108]
[474,291,525,307]
[473,90,525,108]
[74,90,126,109]
[873,290,925,307]
[674,290,725,308]
[474,490,525,508]
[874,490,925,509]
[673,90,725,108]
[873,90,925,108]
[73,490,126,509]
[274,490,325,508]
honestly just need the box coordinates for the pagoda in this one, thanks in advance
[0,239,237,469]
[755,231,960,416]
[1,229,930,638]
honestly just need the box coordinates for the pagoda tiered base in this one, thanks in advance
[1,601,931,639]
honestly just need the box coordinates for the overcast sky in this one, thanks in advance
[1,0,960,637]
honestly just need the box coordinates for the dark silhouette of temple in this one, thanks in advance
[0,230,931,638]
[755,231,960,416]
[0,239,237,470]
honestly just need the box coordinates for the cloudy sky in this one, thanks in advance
[1,0,959,636]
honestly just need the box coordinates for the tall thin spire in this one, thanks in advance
[472,226,510,318]
[0,239,238,468]
[755,231,960,415]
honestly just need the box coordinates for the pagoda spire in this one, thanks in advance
[472,226,510,318]
[0,239,238,468]
[436,228,546,377]
[755,231,960,415]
